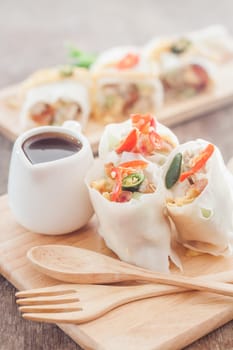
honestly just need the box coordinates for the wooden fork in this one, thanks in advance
[16,282,190,324]
[16,270,233,324]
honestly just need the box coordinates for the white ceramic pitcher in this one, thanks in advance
[8,121,94,235]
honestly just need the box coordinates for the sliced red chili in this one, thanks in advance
[118,159,148,169]
[179,143,214,182]
[116,53,139,69]
[115,129,138,154]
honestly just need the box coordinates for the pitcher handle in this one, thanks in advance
[62,120,82,133]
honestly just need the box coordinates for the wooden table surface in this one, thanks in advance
[1,0,233,349]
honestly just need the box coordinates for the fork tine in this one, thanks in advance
[17,293,79,305]
[22,311,83,324]
[19,303,82,313]
[16,285,77,298]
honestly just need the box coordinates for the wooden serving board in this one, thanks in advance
[1,195,233,349]
[1,62,233,153]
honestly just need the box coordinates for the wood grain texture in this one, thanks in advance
[2,195,233,349]
[1,0,233,349]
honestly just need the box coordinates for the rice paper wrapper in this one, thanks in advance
[189,25,233,63]
[164,139,233,256]
[143,25,231,69]
[98,119,179,166]
[20,66,90,95]
[85,153,181,272]
[20,80,90,130]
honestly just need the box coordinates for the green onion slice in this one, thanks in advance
[201,208,212,219]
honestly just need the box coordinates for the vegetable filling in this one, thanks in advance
[91,159,156,202]
[115,114,176,156]
[98,83,156,122]
[161,63,211,100]
[166,143,214,205]
[29,99,82,126]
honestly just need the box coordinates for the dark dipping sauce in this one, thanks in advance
[22,132,82,164]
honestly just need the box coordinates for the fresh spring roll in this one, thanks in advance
[143,25,233,67]
[86,153,181,272]
[90,46,163,124]
[98,113,179,166]
[143,32,215,102]
[20,67,90,130]
[164,139,233,256]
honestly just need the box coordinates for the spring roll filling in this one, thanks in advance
[161,63,211,99]
[97,82,156,120]
[115,114,176,157]
[91,160,156,203]
[29,99,83,125]
[166,145,214,206]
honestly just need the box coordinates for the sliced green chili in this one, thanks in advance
[122,173,145,192]
[170,38,191,55]
[165,153,182,189]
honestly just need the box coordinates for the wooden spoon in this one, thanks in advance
[27,245,233,297]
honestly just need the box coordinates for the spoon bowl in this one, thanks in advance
[28,244,139,284]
